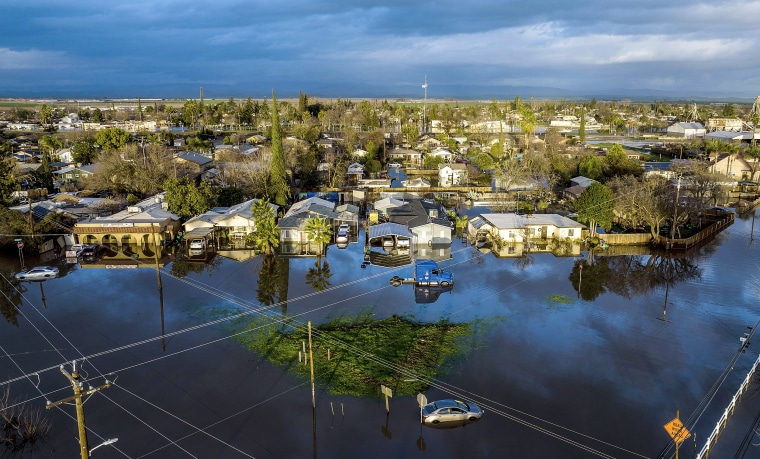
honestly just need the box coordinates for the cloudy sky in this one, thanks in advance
[2,0,759,101]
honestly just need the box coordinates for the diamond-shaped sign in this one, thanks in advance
[664,417,691,443]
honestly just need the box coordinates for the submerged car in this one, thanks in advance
[421,399,483,425]
[336,224,350,245]
[15,266,59,280]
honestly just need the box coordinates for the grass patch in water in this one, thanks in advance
[231,312,478,398]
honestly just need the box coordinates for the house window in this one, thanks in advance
[568,229,574,237]
[508,230,515,239]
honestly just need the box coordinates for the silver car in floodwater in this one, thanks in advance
[421,399,483,425]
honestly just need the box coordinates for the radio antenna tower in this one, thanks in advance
[422,76,428,133]
[751,96,760,146]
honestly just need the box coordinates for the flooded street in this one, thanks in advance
[2,207,760,458]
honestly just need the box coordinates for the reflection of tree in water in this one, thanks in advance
[0,269,24,326]
[569,249,704,301]
[513,253,534,271]
[305,260,332,292]
[256,255,290,314]
[570,259,611,301]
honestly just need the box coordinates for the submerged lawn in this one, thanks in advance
[230,313,479,398]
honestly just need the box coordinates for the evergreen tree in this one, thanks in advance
[575,182,614,235]
[268,91,291,206]
[163,177,212,218]
[579,106,586,143]
[0,158,20,204]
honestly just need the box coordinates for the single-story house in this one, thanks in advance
[175,151,214,174]
[73,193,181,259]
[347,162,365,185]
[428,147,455,163]
[184,198,280,242]
[386,198,453,245]
[54,164,96,183]
[389,148,422,167]
[667,122,706,139]
[467,213,585,257]
[279,196,359,256]
[401,177,431,188]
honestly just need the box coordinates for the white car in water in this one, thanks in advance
[15,266,59,281]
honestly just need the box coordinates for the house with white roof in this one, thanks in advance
[428,147,455,163]
[667,122,706,139]
[467,213,585,257]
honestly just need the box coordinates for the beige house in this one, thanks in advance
[184,198,279,242]
[389,148,422,167]
[73,193,181,259]
[467,213,585,257]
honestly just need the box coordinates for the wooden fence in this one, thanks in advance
[595,213,735,249]
[653,213,734,250]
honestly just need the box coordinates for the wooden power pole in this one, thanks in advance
[46,361,112,459]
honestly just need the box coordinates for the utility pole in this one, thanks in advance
[669,176,681,249]
[421,77,428,134]
[46,361,112,459]
[308,321,316,408]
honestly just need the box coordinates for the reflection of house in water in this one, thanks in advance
[414,284,453,304]
[467,213,585,258]
[367,222,451,268]
[73,193,180,260]
[76,244,172,269]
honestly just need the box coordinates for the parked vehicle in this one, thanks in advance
[189,239,205,250]
[390,259,454,287]
[387,162,402,169]
[15,266,59,280]
[80,244,102,257]
[421,399,483,425]
[336,228,349,244]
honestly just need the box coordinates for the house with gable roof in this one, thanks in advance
[386,198,453,245]
[467,213,585,257]
[438,163,468,187]
[184,198,280,247]
[667,122,706,139]
[278,196,359,256]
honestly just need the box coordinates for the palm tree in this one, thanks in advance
[246,199,279,255]
[304,215,332,262]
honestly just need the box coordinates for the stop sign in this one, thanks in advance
[16,241,23,249]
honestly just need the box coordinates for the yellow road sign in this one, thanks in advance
[664,417,691,443]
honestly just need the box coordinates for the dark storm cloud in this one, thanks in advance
[1,0,758,99]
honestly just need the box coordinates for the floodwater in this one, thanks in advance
[2,207,760,458]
